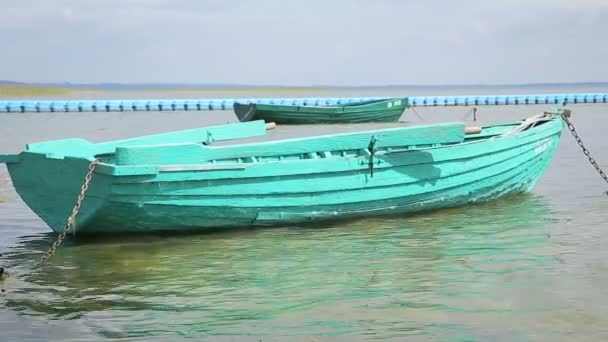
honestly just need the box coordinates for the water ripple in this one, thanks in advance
[1,194,591,339]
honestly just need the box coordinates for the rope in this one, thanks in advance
[409,107,427,122]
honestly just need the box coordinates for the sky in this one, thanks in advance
[1,0,607,86]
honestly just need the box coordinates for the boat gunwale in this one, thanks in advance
[97,114,553,153]
[108,142,557,207]
[3,115,564,178]
[95,116,564,176]
[112,135,560,199]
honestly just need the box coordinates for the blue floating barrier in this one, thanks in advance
[0,93,606,112]
[456,96,467,106]
[65,102,79,112]
[20,101,36,112]
[130,100,145,111]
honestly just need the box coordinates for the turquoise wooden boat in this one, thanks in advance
[0,111,566,234]
[233,98,408,124]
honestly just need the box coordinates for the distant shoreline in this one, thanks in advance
[0,85,75,98]
[1,82,606,99]
[0,85,337,98]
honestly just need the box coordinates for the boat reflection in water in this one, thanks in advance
[2,192,559,338]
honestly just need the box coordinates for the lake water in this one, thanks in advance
[1,86,607,341]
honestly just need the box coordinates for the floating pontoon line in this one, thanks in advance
[0,93,606,113]
[408,93,608,106]
[0,97,383,113]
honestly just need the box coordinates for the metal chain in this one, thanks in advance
[40,159,101,264]
[560,112,608,190]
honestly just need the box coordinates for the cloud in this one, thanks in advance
[0,0,606,85]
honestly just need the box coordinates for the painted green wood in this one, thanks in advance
[0,154,20,164]
[1,120,271,163]
[113,123,465,166]
[96,120,270,151]
[233,98,408,124]
[0,112,566,234]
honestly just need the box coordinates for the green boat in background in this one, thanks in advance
[233,98,408,124]
[0,109,567,235]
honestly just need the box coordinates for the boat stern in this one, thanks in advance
[0,154,20,164]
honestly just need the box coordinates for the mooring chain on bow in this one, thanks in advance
[560,112,608,192]
[40,159,101,264]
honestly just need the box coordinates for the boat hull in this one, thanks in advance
[4,116,564,234]
[234,98,408,124]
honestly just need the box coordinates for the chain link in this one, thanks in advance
[560,112,608,190]
[40,159,101,264]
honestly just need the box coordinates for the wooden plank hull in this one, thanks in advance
[2,114,565,234]
[234,98,408,124]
